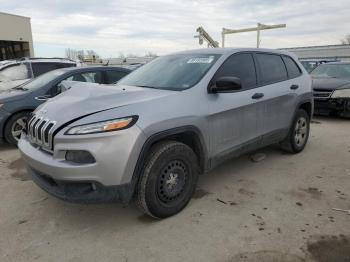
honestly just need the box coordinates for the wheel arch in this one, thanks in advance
[298,100,313,119]
[126,126,208,203]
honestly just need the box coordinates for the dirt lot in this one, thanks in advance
[0,116,349,262]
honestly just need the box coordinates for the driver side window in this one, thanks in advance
[214,53,257,90]
[65,71,103,83]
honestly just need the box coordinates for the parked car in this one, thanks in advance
[0,58,77,91]
[0,66,131,145]
[311,62,350,117]
[19,48,312,218]
[300,59,339,73]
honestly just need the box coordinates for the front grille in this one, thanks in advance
[313,89,333,100]
[27,115,56,151]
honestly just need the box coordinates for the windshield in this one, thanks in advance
[311,64,350,78]
[20,69,66,90]
[118,54,221,90]
[0,63,30,82]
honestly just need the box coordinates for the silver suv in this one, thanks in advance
[18,48,313,218]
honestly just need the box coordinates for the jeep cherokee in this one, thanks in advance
[18,48,313,218]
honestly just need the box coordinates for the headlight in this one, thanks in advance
[65,116,138,135]
[331,88,350,98]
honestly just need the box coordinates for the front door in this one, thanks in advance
[207,53,263,162]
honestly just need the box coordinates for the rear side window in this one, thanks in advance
[55,63,76,69]
[214,53,257,90]
[105,70,128,84]
[282,56,302,78]
[31,63,57,77]
[256,54,287,84]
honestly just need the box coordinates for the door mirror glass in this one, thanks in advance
[209,77,242,93]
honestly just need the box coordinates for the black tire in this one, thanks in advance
[280,109,310,154]
[136,141,199,219]
[4,112,30,146]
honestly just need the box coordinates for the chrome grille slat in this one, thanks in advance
[34,117,43,143]
[27,115,56,151]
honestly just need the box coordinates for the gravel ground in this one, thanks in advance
[0,116,349,262]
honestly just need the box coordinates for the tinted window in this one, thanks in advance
[65,71,103,83]
[283,56,301,78]
[105,70,128,84]
[31,63,58,77]
[214,53,256,90]
[256,54,287,84]
[55,63,75,69]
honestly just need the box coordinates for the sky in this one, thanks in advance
[1,0,350,58]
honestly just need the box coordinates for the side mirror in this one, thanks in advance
[208,76,242,93]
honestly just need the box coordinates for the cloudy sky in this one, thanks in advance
[1,0,349,58]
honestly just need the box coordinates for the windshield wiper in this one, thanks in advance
[12,86,28,91]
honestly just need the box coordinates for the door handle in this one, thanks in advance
[35,95,52,101]
[290,84,299,90]
[252,93,264,99]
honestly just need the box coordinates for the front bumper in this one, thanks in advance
[28,166,133,203]
[19,124,146,202]
[314,98,350,116]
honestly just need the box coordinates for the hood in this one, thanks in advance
[0,88,31,103]
[34,83,175,124]
[312,77,350,90]
[0,79,30,91]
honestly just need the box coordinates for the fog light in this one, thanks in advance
[65,150,96,164]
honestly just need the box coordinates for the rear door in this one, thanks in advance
[208,53,262,161]
[254,53,301,143]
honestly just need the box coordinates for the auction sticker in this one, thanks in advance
[187,56,214,64]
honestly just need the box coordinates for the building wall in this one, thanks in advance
[0,12,34,57]
[281,44,350,62]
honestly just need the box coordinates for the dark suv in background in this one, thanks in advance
[0,58,77,91]
[0,66,131,145]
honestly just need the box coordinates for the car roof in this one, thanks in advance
[56,66,132,74]
[171,47,295,57]
[0,58,76,70]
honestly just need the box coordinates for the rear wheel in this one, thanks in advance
[4,112,30,146]
[280,109,310,154]
[136,141,199,218]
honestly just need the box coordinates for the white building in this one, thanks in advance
[281,44,350,62]
[0,12,34,61]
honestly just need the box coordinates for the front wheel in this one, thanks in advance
[4,112,30,146]
[136,141,199,218]
[280,109,310,154]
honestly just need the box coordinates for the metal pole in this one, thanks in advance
[222,23,286,48]
[222,31,225,48]
[257,23,261,48]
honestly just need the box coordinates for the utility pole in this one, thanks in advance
[194,26,220,48]
[222,23,286,48]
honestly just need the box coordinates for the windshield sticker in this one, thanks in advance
[187,56,215,64]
